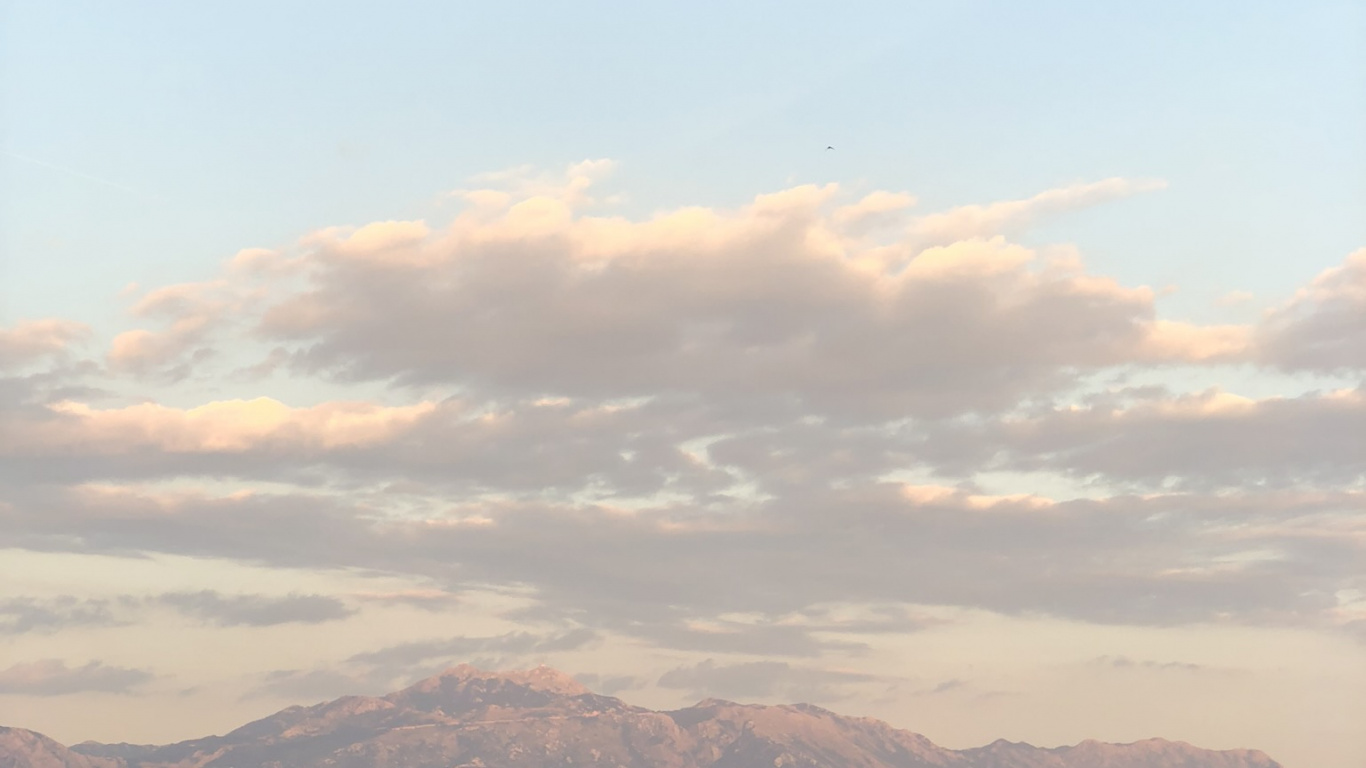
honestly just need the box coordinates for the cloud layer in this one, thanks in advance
[1,167,1363,748]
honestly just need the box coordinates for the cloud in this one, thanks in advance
[251,667,369,703]
[242,178,1214,419]
[4,168,1363,675]
[1094,655,1205,672]
[0,319,88,370]
[27,397,437,454]
[106,280,235,380]
[247,628,602,702]
[572,673,644,696]
[922,678,966,695]
[350,589,463,612]
[345,629,600,675]
[0,592,356,635]
[300,220,434,267]
[832,190,918,234]
[656,659,874,702]
[0,175,1268,502]
[1258,248,1366,371]
[457,158,618,210]
[7,480,1358,644]
[156,591,355,627]
[1136,320,1250,362]
[0,396,731,497]
[0,659,153,696]
[960,386,1366,489]
[0,596,121,634]
[905,177,1167,248]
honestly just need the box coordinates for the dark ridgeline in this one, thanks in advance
[2,665,1282,768]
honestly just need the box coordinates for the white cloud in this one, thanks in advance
[905,177,1167,248]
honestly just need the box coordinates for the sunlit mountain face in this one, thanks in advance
[2,666,1284,768]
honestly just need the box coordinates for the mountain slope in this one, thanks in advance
[0,727,121,768]
[2,665,1282,768]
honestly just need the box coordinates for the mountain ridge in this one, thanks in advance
[2,664,1283,768]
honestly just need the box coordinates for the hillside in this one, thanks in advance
[1,665,1282,768]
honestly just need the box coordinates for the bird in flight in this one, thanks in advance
[826,146,835,150]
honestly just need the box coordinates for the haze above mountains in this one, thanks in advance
[0,665,1282,768]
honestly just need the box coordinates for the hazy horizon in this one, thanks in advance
[1,3,1363,768]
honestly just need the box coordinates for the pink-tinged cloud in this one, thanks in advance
[302,220,434,266]
[26,398,436,454]
[832,190,918,234]
[0,319,88,369]
[1138,320,1251,362]
[1258,248,1366,371]
[106,281,236,378]
[906,177,1167,247]
[242,177,1226,418]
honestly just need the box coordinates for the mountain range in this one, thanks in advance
[0,665,1283,768]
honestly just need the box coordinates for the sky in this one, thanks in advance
[0,2,1364,767]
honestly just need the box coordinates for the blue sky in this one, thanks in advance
[1,4,1364,768]
[4,1,1363,327]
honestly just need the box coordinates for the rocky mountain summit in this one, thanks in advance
[2,665,1282,768]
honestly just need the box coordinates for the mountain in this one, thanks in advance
[0,726,122,768]
[2,665,1282,768]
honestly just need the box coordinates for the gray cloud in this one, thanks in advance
[928,386,1366,490]
[0,395,737,501]
[657,659,874,703]
[248,628,602,703]
[7,382,1366,508]
[4,203,1359,517]
[246,183,1211,421]
[1258,248,1366,371]
[250,667,372,703]
[8,480,1356,656]
[921,678,966,695]
[3,177,1363,675]
[350,589,463,612]
[1094,655,1205,672]
[572,673,644,696]
[345,629,600,672]
[0,659,153,696]
[0,320,88,371]
[156,590,355,627]
[0,592,357,635]
[0,596,122,634]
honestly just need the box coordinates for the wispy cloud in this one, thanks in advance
[156,591,355,627]
[0,596,122,635]
[2,149,144,196]
[0,659,153,696]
